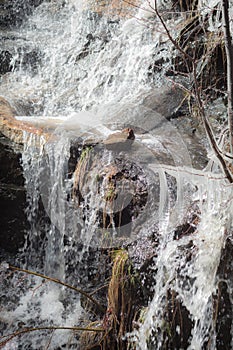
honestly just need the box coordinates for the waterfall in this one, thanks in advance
[0,0,170,116]
[137,173,233,349]
[0,0,232,349]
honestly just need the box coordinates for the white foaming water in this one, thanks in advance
[1,131,88,349]
[0,0,170,116]
[1,277,83,349]
[1,0,233,349]
[137,173,233,349]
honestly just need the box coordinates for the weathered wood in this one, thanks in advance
[0,97,50,144]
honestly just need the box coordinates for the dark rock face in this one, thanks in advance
[142,87,185,120]
[0,133,28,254]
[10,47,42,75]
[0,41,42,77]
[0,50,13,74]
[0,0,44,28]
[213,237,233,349]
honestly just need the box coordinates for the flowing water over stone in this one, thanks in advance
[0,1,233,349]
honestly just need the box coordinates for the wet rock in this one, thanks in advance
[75,34,95,63]
[75,33,110,63]
[161,289,193,349]
[16,48,42,73]
[0,133,28,253]
[142,86,184,120]
[0,98,50,258]
[71,144,148,239]
[0,31,42,75]
[0,50,13,74]
[213,237,233,349]
[103,128,135,151]
[0,0,44,28]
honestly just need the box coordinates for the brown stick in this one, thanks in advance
[153,6,193,62]
[222,0,233,153]
[8,265,105,314]
[0,325,104,340]
[192,62,233,183]
[0,326,104,348]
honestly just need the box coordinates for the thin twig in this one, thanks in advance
[8,265,105,314]
[192,62,233,182]
[0,326,104,348]
[0,326,104,340]
[153,6,193,61]
[222,0,233,153]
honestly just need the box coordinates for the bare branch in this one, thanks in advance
[222,0,233,153]
[192,62,233,182]
[0,326,104,348]
[153,6,193,61]
[8,265,105,314]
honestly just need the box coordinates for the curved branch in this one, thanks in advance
[8,265,105,314]
[0,326,104,348]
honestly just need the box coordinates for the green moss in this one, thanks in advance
[80,146,92,162]
[105,182,115,202]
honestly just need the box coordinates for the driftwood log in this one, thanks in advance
[0,97,50,144]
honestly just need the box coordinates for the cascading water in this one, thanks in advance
[0,0,169,116]
[0,0,233,349]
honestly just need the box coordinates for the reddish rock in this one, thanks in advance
[103,128,135,152]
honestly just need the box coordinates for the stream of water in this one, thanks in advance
[0,0,233,349]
